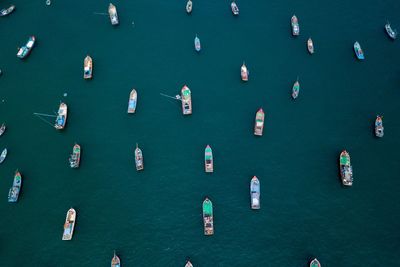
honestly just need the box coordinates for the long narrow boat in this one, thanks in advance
[181,85,192,115]
[231,1,239,15]
[385,22,397,40]
[291,15,299,36]
[135,143,144,171]
[250,176,260,209]
[241,62,248,81]
[375,115,384,138]
[0,5,15,16]
[0,148,7,164]
[8,170,22,203]
[69,144,81,168]
[108,3,119,25]
[55,102,68,130]
[307,38,314,54]
[292,79,300,99]
[202,197,214,235]
[310,258,321,267]
[194,35,201,52]
[111,252,121,267]
[353,41,364,60]
[185,260,193,267]
[186,0,192,14]
[83,55,93,79]
[127,89,137,113]
[62,208,76,240]
[17,36,36,59]
[339,150,353,186]
[0,123,6,136]
[204,145,213,173]
[254,108,265,136]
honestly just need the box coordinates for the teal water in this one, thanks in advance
[1,0,400,266]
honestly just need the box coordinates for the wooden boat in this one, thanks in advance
[54,102,67,130]
[385,22,397,40]
[254,108,265,136]
[291,15,299,36]
[375,115,384,138]
[127,89,137,113]
[0,123,6,136]
[135,143,144,171]
[108,3,119,25]
[69,144,81,168]
[111,252,121,267]
[181,85,192,115]
[292,79,300,99]
[339,150,353,186]
[241,62,248,81]
[62,208,76,240]
[0,5,15,16]
[186,0,192,14]
[307,38,314,54]
[202,197,214,235]
[204,145,213,173]
[0,148,7,164]
[17,36,35,59]
[194,35,201,52]
[8,170,22,203]
[185,260,193,267]
[353,41,364,60]
[250,176,260,209]
[231,1,239,15]
[310,258,321,267]
[83,55,93,79]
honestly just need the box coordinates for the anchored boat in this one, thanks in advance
[310,258,321,267]
[250,176,260,209]
[0,5,15,16]
[186,0,192,14]
[8,170,22,203]
[17,36,35,59]
[292,79,300,99]
[185,260,193,267]
[108,3,119,25]
[62,208,76,240]
[291,15,299,36]
[307,38,314,54]
[231,1,239,15]
[55,102,67,130]
[375,115,384,138]
[204,145,213,173]
[202,197,214,235]
[135,143,144,171]
[241,62,248,81]
[339,150,353,186]
[0,123,6,136]
[83,55,93,79]
[181,85,192,115]
[385,22,397,40]
[194,35,201,52]
[0,148,8,164]
[353,41,364,60]
[127,89,137,113]
[111,252,121,267]
[254,108,265,136]
[69,144,81,168]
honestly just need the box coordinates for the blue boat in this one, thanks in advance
[8,171,22,202]
[353,41,364,60]
[194,35,201,52]
[54,102,67,130]
[16,36,35,59]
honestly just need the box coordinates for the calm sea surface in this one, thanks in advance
[1,0,400,266]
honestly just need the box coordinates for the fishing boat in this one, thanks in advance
[0,123,6,136]
[231,1,239,15]
[291,15,299,36]
[186,0,192,14]
[310,258,321,267]
[127,89,137,113]
[135,143,144,171]
[54,102,67,130]
[292,79,300,99]
[204,145,213,173]
[0,5,15,16]
[202,197,214,235]
[8,170,22,203]
[339,150,353,186]
[250,176,260,209]
[254,108,265,136]
[181,85,192,115]
[16,36,35,59]
[83,55,93,79]
[0,148,7,164]
[185,260,193,267]
[108,3,119,25]
[111,252,121,267]
[241,62,248,81]
[353,41,364,60]
[194,35,201,52]
[307,38,314,54]
[69,144,81,168]
[62,208,76,240]
[385,22,397,40]
[375,115,384,138]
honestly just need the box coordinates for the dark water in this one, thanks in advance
[1,0,400,266]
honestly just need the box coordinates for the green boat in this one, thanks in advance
[202,197,214,235]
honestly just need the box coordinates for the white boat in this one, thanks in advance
[186,0,192,14]
[250,176,260,209]
[0,148,7,164]
[62,208,76,240]
[108,3,119,25]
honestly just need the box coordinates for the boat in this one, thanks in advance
[108,3,119,26]
[307,38,314,54]
[69,144,81,168]
[291,15,299,36]
[181,85,192,115]
[62,208,76,240]
[250,176,260,209]
[0,5,15,17]
[46,0,51,6]
[194,35,201,52]
[339,150,353,186]
[0,123,6,136]
[54,102,68,130]
[353,41,364,60]
[204,145,213,173]
[292,79,300,99]
[111,252,121,267]
[241,62,248,81]
[202,197,214,235]
[83,55,93,79]
[127,89,137,113]
[186,0,192,14]
[231,1,239,15]
[375,115,384,138]
[16,36,36,59]
[135,143,144,171]
[310,258,321,267]
[385,22,397,40]
[8,170,22,203]
[0,148,7,164]
[185,260,193,267]
[254,108,265,136]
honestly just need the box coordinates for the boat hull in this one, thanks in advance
[353,42,364,60]
[181,85,192,115]
[204,145,213,173]
[108,3,119,25]
[203,198,214,235]
[254,109,265,136]
[17,36,35,59]
[292,81,300,99]
[339,150,353,186]
[62,208,76,240]
[250,176,260,209]
[0,148,8,164]
[69,144,81,168]
[128,89,137,113]
[8,171,22,203]
[135,146,144,171]
[307,38,314,54]
[55,103,68,130]
[231,2,239,15]
[83,56,93,79]
[186,0,192,14]
[291,16,299,36]
[375,116,384,137]
[0,5,15,16]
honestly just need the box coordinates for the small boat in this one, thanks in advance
[194,35,201,52]
[69,144,81,168]
[55,102,68,130]
[307,38,314,54]
[385,22,397,40]
[310,258,321,267]
[339,150,353,186]
[83,55,93,79]
[8,170,22,203]
[254,108,265,136]
[62,208,76,240]
[231,1,239,15]
[0,123,6,136]
[181,85,192,115]
[0,148,8,164]
[186,0,192,14]
[241,62,249,81]
[0,5,15,17]
[291,15,299,36]
[185,260,193,267]
[353,41,364,60]
[203,197,214,235]
[135,143,144,171]
[46,0,51,6]
[292,79,300,99]
[16,36,36,59]
[127,89,137,113]
[250,176,260,209]
[375,115,384,138]
[108,3,119,26]
[204,145,213,173]
[111,252,121,267]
